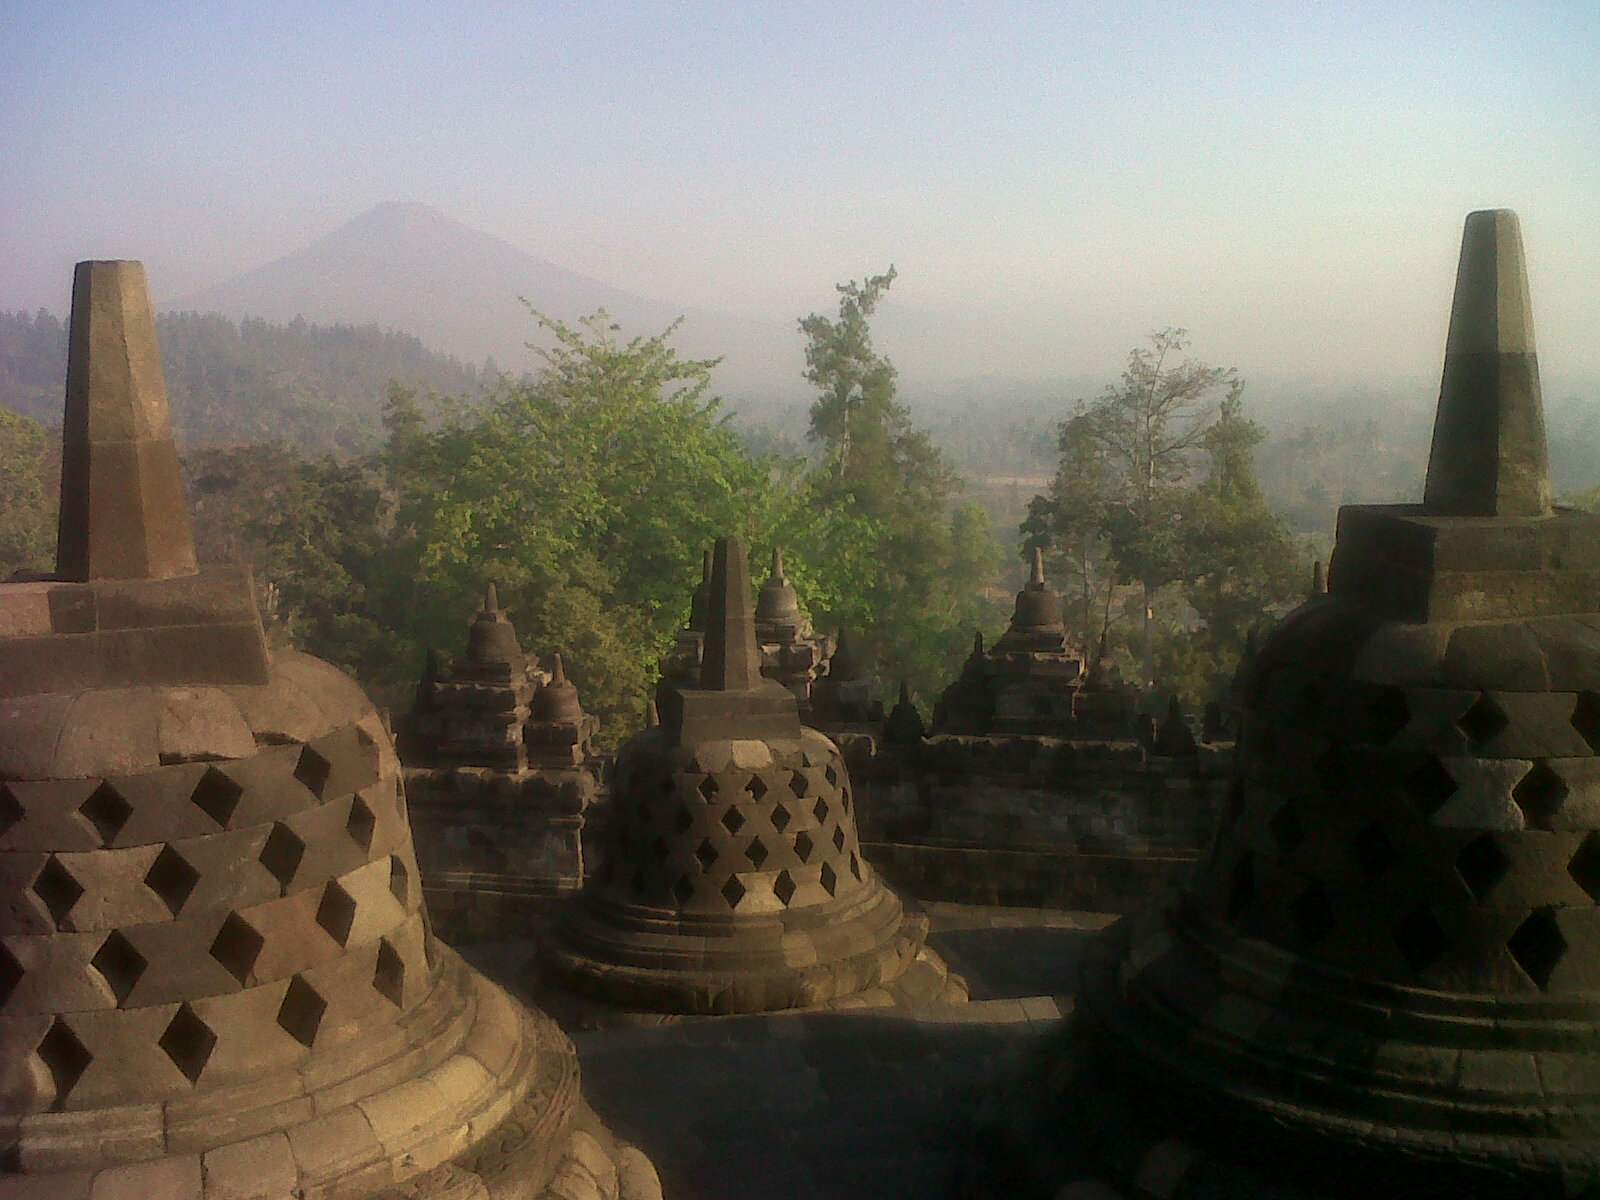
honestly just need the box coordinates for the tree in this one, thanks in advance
[381,310,787,740]
[798,269,1003,700]
[1025,329,1302,702]
[0,406,54,578]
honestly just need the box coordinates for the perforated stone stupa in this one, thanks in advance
[539,537,963,1021]
[0,262,657,1199]
[989,211,1600,1199]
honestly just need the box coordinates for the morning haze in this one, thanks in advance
[2,2,1596,406]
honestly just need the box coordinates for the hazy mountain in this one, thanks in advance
[165,202,801,399]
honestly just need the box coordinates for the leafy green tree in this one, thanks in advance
[0,406,54,578]
[1026,329,1302,703]
[798,269,1003,701]
[382,311,787,739]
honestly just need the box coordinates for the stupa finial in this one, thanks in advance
[699,536,762,690]
[485,580,500,611]
[1029,545,1046,586]
[1422,209,1552,517]
[1309,560,1327,599]
[56,260,198,581]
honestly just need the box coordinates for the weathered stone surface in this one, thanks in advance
[998,212,1600,1199]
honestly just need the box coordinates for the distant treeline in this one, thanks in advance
[0,309,490,451]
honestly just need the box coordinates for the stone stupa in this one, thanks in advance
[538,537,963,1022]
[989,211,1600,1199]
[0,262,657,1199]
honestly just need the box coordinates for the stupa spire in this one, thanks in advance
[700,536,762,690]
[1422,208,1552,517]
[56,260,198,581]
[1029,544,1046,586]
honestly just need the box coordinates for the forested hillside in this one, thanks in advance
[0,308,489,450]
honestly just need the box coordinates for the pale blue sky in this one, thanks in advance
[2,1,1596,392]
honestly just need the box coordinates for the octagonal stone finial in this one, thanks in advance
[56,260,198,581]
[699,536,762,691]
[1422,209,1552,518]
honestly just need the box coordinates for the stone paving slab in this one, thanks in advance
[455,903,1111,1199]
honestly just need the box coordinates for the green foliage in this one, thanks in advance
[0,406,54,578]
[798,269,1004,701]
[0,309,487,452]
[383,311,786,740]
[1025,330,1303,706]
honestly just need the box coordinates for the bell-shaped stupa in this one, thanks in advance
[539,537,962,1020]
[992,211,1600,1199]
[0,262,657,1198]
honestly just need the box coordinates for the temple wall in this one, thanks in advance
[838,733,1230,913]
[404,764,602,942]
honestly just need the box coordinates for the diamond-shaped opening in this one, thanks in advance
[673,806,694,833]
[1508,907,1566,991]
[159,1003,216,1084]
[789,770,809,797]
[832,826,847,853]
[650,835,671,864]
[144,846,200,917]
[1513,761,1568,829]
[1456,833,1510,901]
[1457,693,1509,748]
[792,831,814,863]
[209,913,264,986]
[1227,853,1256,919]
[277,975,327,1048]
[813,797,830,824]
[746,775,768,801]
[820,862,838,896]
[0,943,21,1009]
[1315,745,1348,794]
[1573,691,1600,753]
[850,851,863,881]
[673,876,694,906]
[294,745,332,797]
[698,775,720,800]
[389,856,410,905]
[190,767,243,828]
[721,807,746,835]
[38,1018,91,1109]
[773,870,796,906]
[260,823,306,892]
[373,939,405,1006]
[1367,687,1410,743]
[695,839,718,871]
[1405,757,1458,818]
[79,782,133,846]
[1395,907,1448,974]
[1290,881,1335,946]
[1568,832,1600,902]
[92,930,148,1005]
[316,881,357,946]
[824,764,839,787]
[840,789,852,814]
[0,782,23,838]
[746,837,770,868]
[346,795,377,852]
[1269,804,1304,853]
[771,804,793,832]
[721,875,746,909]
[33,857,84,926]
[1349,823,1396,881]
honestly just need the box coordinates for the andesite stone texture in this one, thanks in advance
[539,537,965,1022]
[0,263,658,1200]
[988,211,1600,1199]
[398,594,604,946]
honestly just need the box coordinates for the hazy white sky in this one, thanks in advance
[2,1,1596,393]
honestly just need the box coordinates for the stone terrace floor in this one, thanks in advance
[460,904,1117,1200]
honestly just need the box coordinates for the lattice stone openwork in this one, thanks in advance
[541,536,944,1017]
[994,213,1600,1200]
